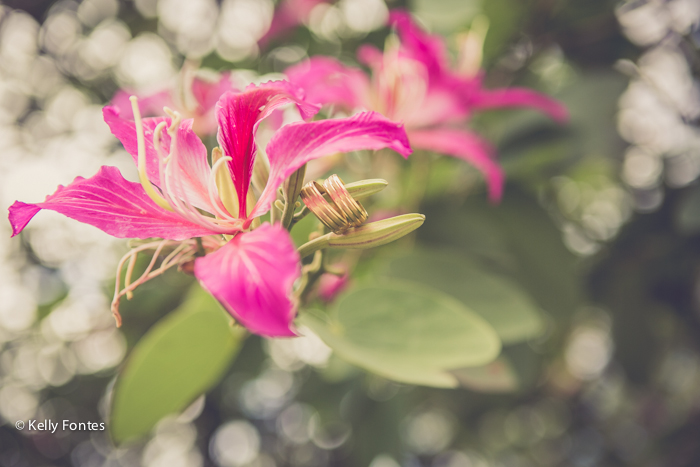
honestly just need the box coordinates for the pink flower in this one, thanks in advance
[286,10,568,201]
[111,67,238,135]
[317,272,349,302]
[258,0,329,48]
[8,81,411,337]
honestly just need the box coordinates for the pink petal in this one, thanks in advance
[356,44,384,69]
[357,44,468,127]
[190,72,238,134]
[103,106,168,184]
[318,273,349,302]
[8,166,214,240]
[285,57,371,111]
[215,82,320,218]
[405,86,469,127]
[259,0,328,47]
[469,88,570,123]
[194,223,301,337]
[110,89,172,119]
[111,77,236,135]
[249,111,412,220]
[191,72,236,114]
[389,10,451,80]
[103,106,223,215]
[409,128,504,202]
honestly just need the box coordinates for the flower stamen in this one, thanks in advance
[129,96,173,212]
[148,107,236,233]
[111,239,200,326]
[212,147,240,218]
[208,153,236,219]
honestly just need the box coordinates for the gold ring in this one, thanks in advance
[323,175,368,227]
[300,181,351,233]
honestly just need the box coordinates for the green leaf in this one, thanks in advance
[488,192,584,320]
[450,357,519,393]
[298,280,501,388]
[481,0,527,63]
[419,190,583,321]
[386,250,545,344]
[301,311,462,388]
[556,71,628,160]
[110,284,245,444]
[411,0,481,33]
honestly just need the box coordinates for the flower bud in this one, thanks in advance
[318,272,349,302]
[342,179,388,200]
[297,213,425,258]
[326,213,425,249]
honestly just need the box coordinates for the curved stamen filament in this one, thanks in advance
[130,102,239,234]
[111,239,197,327]
[208,154,236,219]
[163,106,181,134]
[124,252,137,300]
[212,147,239,218]
[129,96,173,211]
[156,108,236,233]
[111,239,173,326]
[152,121,170,192]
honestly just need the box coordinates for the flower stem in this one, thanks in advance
[297,234,330,259]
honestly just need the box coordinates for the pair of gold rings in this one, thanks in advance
[300,175,368,234]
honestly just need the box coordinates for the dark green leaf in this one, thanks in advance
[420,190,583,321]
[387,250,545,344]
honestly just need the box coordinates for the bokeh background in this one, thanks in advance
[1,0,700,466]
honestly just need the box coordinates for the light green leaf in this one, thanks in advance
[111,284,245,444]
[302,311,459,388]
[411,0,481,33]
[298,280,501,388]
[450,357,519,393]
[387,251,545,344]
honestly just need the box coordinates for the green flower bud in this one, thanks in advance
[343,179,388,200]
[292,178,389,226]
[297,213,425,258]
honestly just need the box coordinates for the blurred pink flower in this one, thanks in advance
[286,10,568,201]
[318,272,349,302]
[111,68,238,135]
[9,81,411,337]
[258,0,329,48]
